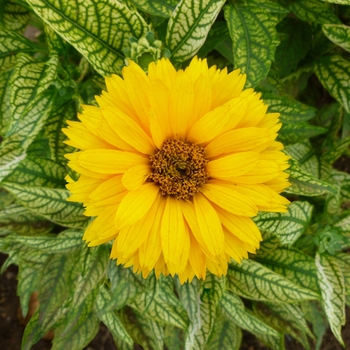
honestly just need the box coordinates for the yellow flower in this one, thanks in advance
[63,57,290,283]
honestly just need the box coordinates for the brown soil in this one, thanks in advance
[1,253,349,350]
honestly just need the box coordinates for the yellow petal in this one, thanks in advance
[102,107,155,154]
[185,56,209,81]
[122,61,151,132]
[227,160,280,184]
[187,98,247,145]
[104,74,137,119]
[201,183,258,217]
[148,58,176,89]
[148,80,171,148]
[168,70,194,139]
[88,175,126,206]
[191,75,212,126]
[83,204,119,242]
[139,197,166,269]
[216,207,262,245]
[122,164,151,191]
[65,153,112,179]
[63,121,115,150]
[66,175,102,203]
[78,105,103,136]
[115,197,160,258]
[188,231,207,280]
[211,69,246,109]
[73,149,149,174]
[115,183,159,229]
[207,152,259,180]
[193,192,225,256]
[205,127,271,158]
[161,197,189,274]
[181,200,216,260]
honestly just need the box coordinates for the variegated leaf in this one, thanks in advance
[285,157,338,196]
[26,0,148,76]
[130,0,179,18]
[224,3,280,87]
[323,24,350,53]
[315,55,350,113]
[2,182,88,228]
[254,248,319,294]
[315,253,345,345]
[166,0,225,62]
[289,0,340,25]
[254,201,313,246]
[227,259,319,302]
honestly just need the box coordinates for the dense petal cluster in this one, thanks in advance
[63,57,290,283]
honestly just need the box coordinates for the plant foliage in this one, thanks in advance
[1,0,350,349]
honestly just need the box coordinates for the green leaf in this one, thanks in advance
[0,30,36,72]
[315,253,345,346]
[279,122,326,144]
[227,259,319,302]
[197,21,230,58]
[21,309,51,350]
[189,274,225,350]
[0,70,12,136]
[323,24,350,53]
[164,325,184,350]
[263,94,316,123]
[289,0,340,25]
[0,0,31,31]
[334,253,350,306]
[130,0,179,18]
[273,18,312,78]
[321,0,350,4]
[52,287,100,350]
[322,136,350,164]
[284,142,320,179]
[26,0,148,76]
[73,245,109,307]
[330,170,350,203]
[315,55,350,113]
[4,157,66,188]
[166,0,226,62]
[253,303,312,349]
[38,253,74,330]
[131,276,188,329]
[7,230,84,253]
[2,182,88,228]
[224,3,280,87]
[205,312,242,350]
[0,205,53,235]
[95,286,133,345]
[17,264,39,317]
[285,157,338,196]
[122,308,164,350]
[254,201,313,245]
[45,100,75,163]
[220,293,280,339]
[254,248,319,294]
[7,53,58,145]
[0,140,26,183]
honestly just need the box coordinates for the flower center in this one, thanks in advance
[149,139,209,200]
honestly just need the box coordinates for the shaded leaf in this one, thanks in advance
[323,24,350,53]
[315,55,350,113]
[130,0,179,18]
[224,3,280,87]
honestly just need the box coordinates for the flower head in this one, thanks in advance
[63,57,290,283]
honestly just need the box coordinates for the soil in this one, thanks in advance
[1,253,350,350]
